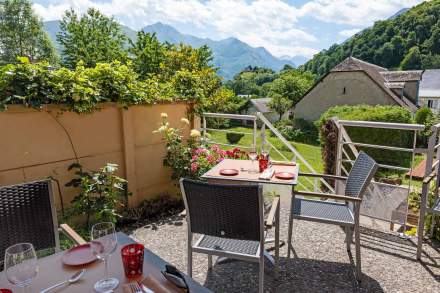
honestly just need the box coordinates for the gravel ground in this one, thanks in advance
[130,198,440,293]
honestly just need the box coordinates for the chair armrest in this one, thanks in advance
[294,190,362,203]
[265,197,280,228]
[59,224,87,245]
[299,172,347,181]
[423,171,437,184]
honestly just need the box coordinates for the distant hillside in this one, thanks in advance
[43,21,295,80]
[302,0,440,76]
[143,22,295,79]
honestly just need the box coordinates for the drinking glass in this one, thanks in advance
[248,151,258,173]
[91,222,119,292]
[4,243,38,293]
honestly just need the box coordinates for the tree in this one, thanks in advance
[267,69,315,105]
[400,46,422,70]
[268,93,292,121]
[128,31,166,78]
[0,0,58,64]
[57,8,127,68]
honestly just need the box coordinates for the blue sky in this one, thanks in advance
[32,0,427,59]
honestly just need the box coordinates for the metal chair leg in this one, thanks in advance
[355,222,361,281]
[274,200,280,279]
[208,255,213,269]
[259,257,264,293]
[345,226,353,252]
[287,189,295,258]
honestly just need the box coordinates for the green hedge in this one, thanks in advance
[0,59,179,113]
[316,105,414,173]
[226,132,245,144]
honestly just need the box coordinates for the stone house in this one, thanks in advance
[294,57,424,121]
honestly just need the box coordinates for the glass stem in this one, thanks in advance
[23,285,31,293]
[104,258,109,280]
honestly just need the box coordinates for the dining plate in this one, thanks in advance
[274,172,295,180]
[62,243,97,266]
[219,169,239,176]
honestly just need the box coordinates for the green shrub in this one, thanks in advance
[65,163,129,227]
[317,105,414,173]
[415,107,435,146]
[226,132,245,144]
[274,118,319,145]
[0,59,178,113]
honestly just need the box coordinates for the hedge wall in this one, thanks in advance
[316,105,414,177]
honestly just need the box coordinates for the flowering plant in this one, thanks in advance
[154,112,247,180]
[154,113,199,180]
[189,145,247,177]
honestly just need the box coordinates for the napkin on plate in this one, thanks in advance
[259,168,275,180]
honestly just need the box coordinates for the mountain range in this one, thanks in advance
[43,21,296,80]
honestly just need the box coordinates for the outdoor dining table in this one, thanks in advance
[0,232,212,293]
[201,158,299,258]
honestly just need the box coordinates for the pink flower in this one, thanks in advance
[217,157,224,163]
[191,162,199,172]
[207,154,215,163]
[192,155,198,161]
[195,148,207,155]
[211,145,220,152]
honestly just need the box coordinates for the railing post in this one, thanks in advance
[334,118,343,194]
[253,118,257,152]
[417,125,438,259]
[202,115,207,145]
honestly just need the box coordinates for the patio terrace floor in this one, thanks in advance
[129,194,440,292]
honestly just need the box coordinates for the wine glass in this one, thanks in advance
[248,151,258,173]
[4,243,38,293]
[91,222,119,292]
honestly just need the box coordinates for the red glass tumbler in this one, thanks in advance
[121,243,144,279]
[258,152,270,173]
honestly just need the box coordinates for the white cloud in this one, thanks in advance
[32,0,427,58]
[32,0,318,58]
[299,0,426,26]
[338,28,362,38]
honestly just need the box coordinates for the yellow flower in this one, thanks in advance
[190,129,201,138]
[181,118,190,125]
[161,113,168,118]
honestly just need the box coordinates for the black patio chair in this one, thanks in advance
[0,179,86,265]
[180,178,280,293]
[287,151,378,281]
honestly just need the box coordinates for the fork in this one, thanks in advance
[129,282,143,293]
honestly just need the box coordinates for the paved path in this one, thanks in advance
[130,196,440,292]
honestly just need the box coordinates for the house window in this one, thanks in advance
[342,87,346,95]
[428,100,433,108]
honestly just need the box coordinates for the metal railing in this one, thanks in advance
[334,119,424,225]
[201,112,334,193]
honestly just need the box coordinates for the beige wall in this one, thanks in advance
[294,71,398,121]
[0,103,194,211]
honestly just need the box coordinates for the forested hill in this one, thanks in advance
[302,0,440,76]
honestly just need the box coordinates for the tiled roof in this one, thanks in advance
[380,71,423,82]
[250,98,272,113]
[419,69,440,98]
[331,57,388,73]
[385,82,405,89]
[330,57,417,111]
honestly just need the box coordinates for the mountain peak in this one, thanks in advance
[43,20,296,79]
